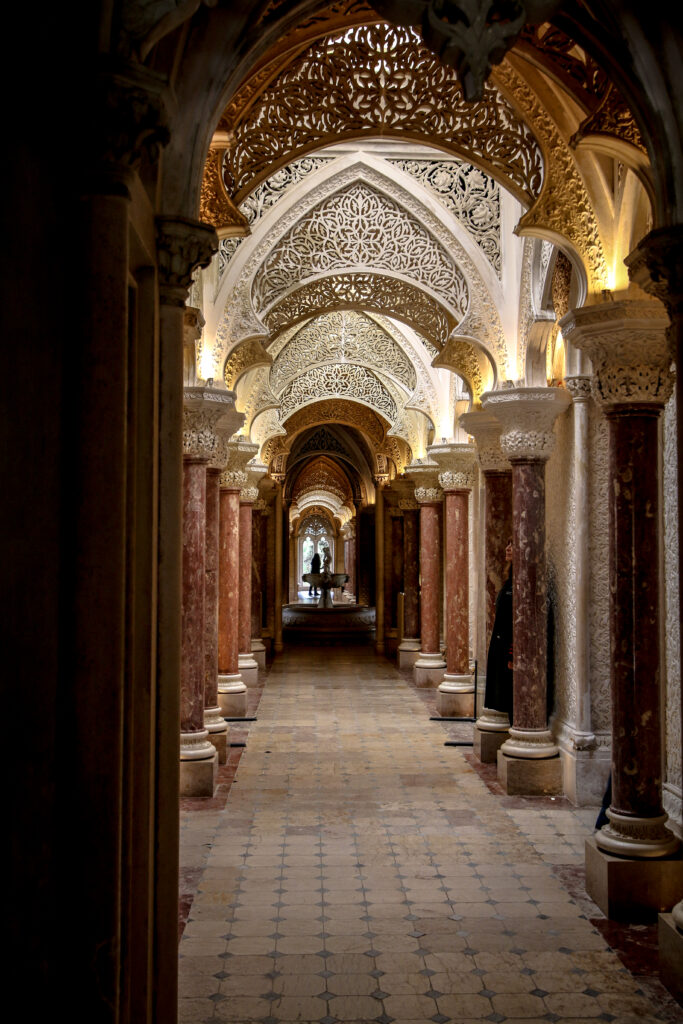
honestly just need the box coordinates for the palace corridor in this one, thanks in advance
[178,646,681,1024]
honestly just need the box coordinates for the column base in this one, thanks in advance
[558,742,611,806]
[238,652,259,686]
[217,673,247,717]
[204,706,229,765]
[397,639,421,670]
[251,639,266,670]
[500,727,559,759]
[585,835,683,921]
[413,651,447,687]
[474,724,509,763]
[274,639,284,654]
[595,808,680,859]
[437,675,475,717]
[659,912,683,1003]
[497,749,563,795]
[180,749,218,798]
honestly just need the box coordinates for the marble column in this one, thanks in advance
[626,228,683,986]
[217,439,257,716]
[431,443,476,716]
[482,387,571,795]
[180,386,242,795]
[251,501,268,669]
[397,499,421,669]
[390,510,403,630]
[343,522,356,600]
[461,410,513,759]
[238,485,260,685]
[374,478,386,654]
[274,479,284,653]
[562,300,681,918]
[412,471,446,686]
[204,466,229,763]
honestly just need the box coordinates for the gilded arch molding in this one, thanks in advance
[224,338,272,390]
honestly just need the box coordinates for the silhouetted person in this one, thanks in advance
[484,538,513,721]
[309,551,320,596]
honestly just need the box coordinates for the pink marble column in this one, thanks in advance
[238,488,259,685]
[398,501,420,668]
[483,388,571,794]
[413,482,446,686]
[251,504,267,669]
[203,467,228,763]
[483,471,513,641]
[217,481,246,716]
[180,456,216,782]
[563,300,679,862]
[390,510,403,630]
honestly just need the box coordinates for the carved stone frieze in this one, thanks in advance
[560,301,673,407]
[482,386,572,462]
[200,145,250,238]
[252,182,469,317]
[283,399,387,447]
[224,339,273,390]
[223,24,543,205]
[157,217,218,306]
[493,60,608,292]
[270,310,417,394]
[279,364,398,422]
[265,272,453,349]
[389,158,501,275]
[571,83,646,154]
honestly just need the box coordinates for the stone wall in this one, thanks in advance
[663,387,682,834]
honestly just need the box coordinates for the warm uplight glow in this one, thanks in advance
[198,343,216,382]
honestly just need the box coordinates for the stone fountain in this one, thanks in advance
[303,549,349,607]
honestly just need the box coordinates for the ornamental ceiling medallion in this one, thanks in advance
[222,24,543,206]
[270,311,417,394]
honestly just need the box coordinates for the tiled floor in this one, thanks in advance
[179,646,683,1024]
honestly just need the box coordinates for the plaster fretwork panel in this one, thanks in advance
[251,182,469,317]
[663,388,682,831]
[223,24,544,205]
[279,364,398,423]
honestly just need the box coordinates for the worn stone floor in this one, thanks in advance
[179,646,683,1024]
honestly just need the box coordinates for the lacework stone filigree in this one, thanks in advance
[283,399,386,447]
[264,272,453,349]
[297,427,350,458]
[389,158,501,275]
[251,182,469,317]
[279,363,397,422]
[270,310,416,394]
[223,24,543,205]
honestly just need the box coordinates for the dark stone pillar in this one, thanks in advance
[413,479,446,686]
[204,466,228,762]
[398,500,420,668]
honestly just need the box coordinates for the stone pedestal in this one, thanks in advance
[397,638,421,669]
[585,836,683,921]
[562,301,679,863]
[474,722,509,762]
[412,475,445,686]
[251,638,266,670]
[180,748,218,798]
[659,913,683,1003]
[497,749,562,795]
[483,387,572,792]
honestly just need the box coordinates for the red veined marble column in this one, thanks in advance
[412,476,445,686]
[375,478,386,654]
[238,485,259,685]
[483,387,571,795]
[397,499,420,669]
[460,410,513,759]
[251,502,268,669]
[389,509,403,630]
[203,466,228,763]
[431,443,476,716]
[563,300,679,866]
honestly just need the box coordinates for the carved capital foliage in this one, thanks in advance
[92,68,170,194]
[625,227,683,325]
[438,469,474,490]
[564,375,592,402]
[459,409,510,471]
[560,301,673,408]
[415,485,442,504]
[183,386,243,463]
[240,486,260,504]
[398,497,419,511]
[157,217,218,306]
[200,146,250,237]
[430,442,476,489]
[220,469,247,490]
[482,386,571,463]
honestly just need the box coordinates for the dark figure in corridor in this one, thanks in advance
[484,538,513,720]
[309,550,321,596]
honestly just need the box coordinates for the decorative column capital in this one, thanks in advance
[625,226,683,326]
[219,438,259,490]
[560,300,673,409]
[398,497,419,511]
[89,66,170,196]
[564,375,593,402]
[239,486,260,504]
[459,408,511,472]
[482,386,572,463]
[156,216,218,307]
[429,441,476,491]
[414,485,443,505]
[183,385,242,463]
[240,456,267,504]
